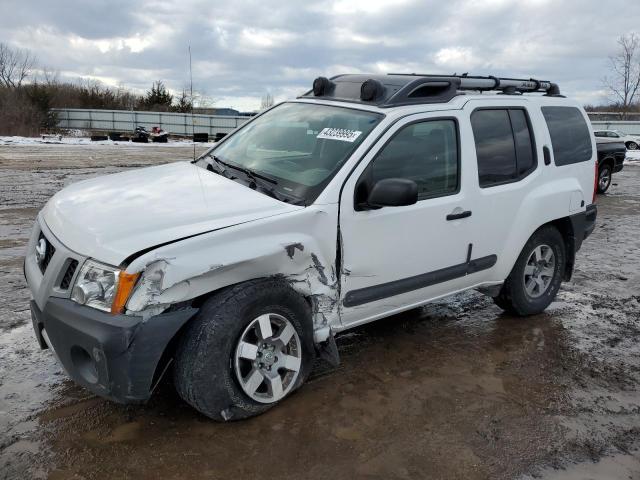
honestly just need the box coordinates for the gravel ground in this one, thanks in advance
[1,143,639,480]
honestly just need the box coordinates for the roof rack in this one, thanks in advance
[389,73,560,95]
[299,73,562,108]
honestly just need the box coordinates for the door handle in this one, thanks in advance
[446,210,472,221]
[543,146,551,166]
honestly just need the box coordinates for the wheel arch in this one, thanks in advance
[599,156,615,170]
[490,176,584,283]
[148,277,318,393]
[548,216,577,281]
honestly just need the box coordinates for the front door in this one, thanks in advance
[339,112,483,327]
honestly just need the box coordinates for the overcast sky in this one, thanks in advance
[1,0,638,111]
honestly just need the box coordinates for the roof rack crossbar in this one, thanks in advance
[388,73,558,94]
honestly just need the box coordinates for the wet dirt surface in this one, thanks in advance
[1,145,640,479]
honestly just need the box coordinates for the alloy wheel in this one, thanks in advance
[599,167,611,192]
[233,313,302,404]
[523,244,556,298]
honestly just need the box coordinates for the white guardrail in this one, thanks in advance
[51,108,640,137]
[51,108,251,137]
[589,121,640,136]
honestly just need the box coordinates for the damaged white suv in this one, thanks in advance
[25,74,598,420]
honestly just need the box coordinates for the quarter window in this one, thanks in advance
[541,107,592,166]
[369,119,459,199]
[471,108,537,187]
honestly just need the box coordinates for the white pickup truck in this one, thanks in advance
[26,73,597,420]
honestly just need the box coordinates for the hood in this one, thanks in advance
[42,161,302,266]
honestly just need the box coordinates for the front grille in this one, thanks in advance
[38,232,55,274]
[60,260,78,290]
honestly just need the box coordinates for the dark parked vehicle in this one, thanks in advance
[132,126,150,143]
[595,137,626,193]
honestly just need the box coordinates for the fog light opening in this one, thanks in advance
[70,345,99,384]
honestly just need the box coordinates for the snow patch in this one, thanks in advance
[624,151,640,164]
[0,135,209,147]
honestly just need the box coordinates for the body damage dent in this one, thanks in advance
[128,249,339,335]
[125,206,341,339]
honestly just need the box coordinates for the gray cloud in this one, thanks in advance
[1,0,637,110]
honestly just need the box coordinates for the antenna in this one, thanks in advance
[189,45,195,160]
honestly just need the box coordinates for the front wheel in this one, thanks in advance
[173,279,315,421]
[627,141,638,150]
[597,163,612,193]
[493,225,566,316]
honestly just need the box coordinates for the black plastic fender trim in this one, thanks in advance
[342,254,497,308]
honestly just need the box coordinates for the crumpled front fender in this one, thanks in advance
[125,205,340,341]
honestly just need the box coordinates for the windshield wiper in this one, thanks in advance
[210,155,278,185]
[206,155,232,177]
[206,154,304,204]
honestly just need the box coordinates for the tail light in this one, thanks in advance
[592,160,598,204]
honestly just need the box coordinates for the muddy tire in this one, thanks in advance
[493,225,566,316]
[173,279,315,421]
[597,163,612,194]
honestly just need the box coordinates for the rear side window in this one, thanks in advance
[470,108,536,187]
[541,107,592,166]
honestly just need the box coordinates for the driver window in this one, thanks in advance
[370,119,459,199]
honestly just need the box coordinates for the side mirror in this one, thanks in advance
[367,178,418,208]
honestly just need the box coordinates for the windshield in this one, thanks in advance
[203,102,383,204]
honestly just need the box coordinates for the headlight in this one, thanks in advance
[71,260,140,313]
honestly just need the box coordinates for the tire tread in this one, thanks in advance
[173,278,314,421]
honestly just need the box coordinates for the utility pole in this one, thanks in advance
[189,45,195,159]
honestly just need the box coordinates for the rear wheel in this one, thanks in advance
[493,225,566,316]
[173,279,315,421]
[597,163,612,193]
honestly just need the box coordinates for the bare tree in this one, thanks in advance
[603,33,640,113]
[0,42,36,88]
[191,89,216,109]
[40,66,60,86]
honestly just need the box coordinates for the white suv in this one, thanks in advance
[593,129,639,150]
[25,74,598,420]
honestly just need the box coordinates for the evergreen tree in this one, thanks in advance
[139,80,173,111]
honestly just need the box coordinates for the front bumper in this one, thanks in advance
[31,297,197,403]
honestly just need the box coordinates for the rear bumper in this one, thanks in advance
[31,298,197,403]
[584,204,597,239]
[569,204,597,253]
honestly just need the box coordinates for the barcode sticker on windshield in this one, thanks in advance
[317,128,362,143]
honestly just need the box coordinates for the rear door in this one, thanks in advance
[458,101,542,281]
